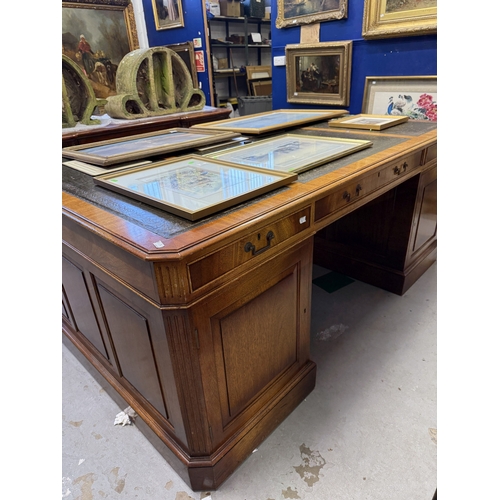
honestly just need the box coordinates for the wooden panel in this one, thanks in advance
[188,207,311,291]
[412,166,437,253]
[62,256,109,359]
[97,282,168,420]
[219,271,298,420]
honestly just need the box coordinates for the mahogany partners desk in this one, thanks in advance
[62,120,437,491]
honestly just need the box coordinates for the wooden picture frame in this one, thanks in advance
[62,0,139,99]
[362,76,437,121]
[286,42,352,106]
[329,114,409,130]
[276,0,348,29]
[207,134,373,174]
[249,78,272,96]
[152,0,184,30]
[362,0,437,39]
[62,128,241,166]
[166,41,198,87]
[191,109,348,135]
[94,155,297,221]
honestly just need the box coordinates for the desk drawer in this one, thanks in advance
[314,151,422,223]
[188,206,311,291]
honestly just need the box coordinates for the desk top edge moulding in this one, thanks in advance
[105,46,206,119]
[62,121,437,491]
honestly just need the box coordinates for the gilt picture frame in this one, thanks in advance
[362,76,437,121]
[329,114,409,130]
[276,0,348,29]
[191,109,348,135]
[362,0,437,39]
[62,0,139,99]
[62,128,241,166]
[152,0,184,30]
[207,134,373,174]
[94,155,297,221]
[286,42,352,106]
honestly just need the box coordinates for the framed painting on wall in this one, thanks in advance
[276,0,347,29]
[362,76,437,121]
[362,0,437,39]
[62,0,139,99]
[93,155,297,221]
[166,41,197,87]
[152,0,184,30]
[285,42,352,106]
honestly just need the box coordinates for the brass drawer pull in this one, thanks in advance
[393,162,408,176]
[355,184,362,196]
[343,191,351,202]
[244,231,275,256]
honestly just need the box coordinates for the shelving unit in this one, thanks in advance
[207,15,271,106]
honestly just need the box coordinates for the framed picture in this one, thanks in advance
[191,109,348,134]
[285,42,352,106]
[62,0,139,99]
[62,128,241,166]
[362,76,437,121]
[329,114,409,131]
[166,41,197,87]
[249,78,272,96]
[152,0,184,30]
[362,0,437,39]
[94,155,297,221]
[276,0,347,29]
[207,134,373,174]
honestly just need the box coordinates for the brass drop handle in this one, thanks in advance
[343,191,351,202]
[244,231,275,256]
[355,184,362,196]
[393,162,408,175]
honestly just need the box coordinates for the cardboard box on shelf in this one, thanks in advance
[209,0,220,15]
[219,0,241,17]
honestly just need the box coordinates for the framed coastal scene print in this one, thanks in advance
[362,76,437,121]
[276,0,347,28]
[152,0,184,30]
[94,155,297,221]
[191,109,347,135]
[62,0,139,99]
[208,134,373,174]
[286,42,352,106]
[362,0,437,39]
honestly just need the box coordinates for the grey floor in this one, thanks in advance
[62,262,437,500]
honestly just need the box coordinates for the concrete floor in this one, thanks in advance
[62,262,437,500]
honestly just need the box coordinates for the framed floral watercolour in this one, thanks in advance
[62,0,139,99]
[93,155,297,221]
[285,42,352,106]
[362,0,437,39]
[329,114,409,131]
[276,0,347,29]
[62,128,241,166]
[207,134,373,174]
[191,109,347,135]
[362,76,437,121]
[152,0,184,30]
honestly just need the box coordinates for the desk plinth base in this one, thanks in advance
[63,324,316,491]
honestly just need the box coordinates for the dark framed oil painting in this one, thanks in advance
[62,0,139,99]
[276,0,347,29]
[285,42,352,106]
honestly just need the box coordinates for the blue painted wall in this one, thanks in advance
[140,0,437,111]
[141,0,212,99]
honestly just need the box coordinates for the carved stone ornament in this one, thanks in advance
[62,54,101,128]
[105,46,206,119]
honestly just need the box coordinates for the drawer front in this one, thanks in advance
[315,150,422,223]
[188,206,311,291]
